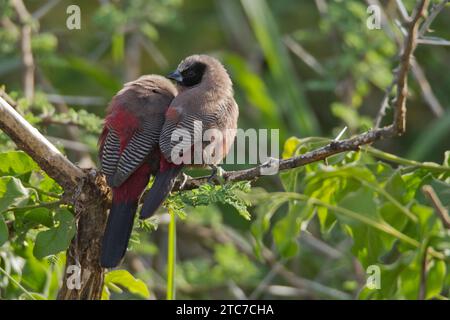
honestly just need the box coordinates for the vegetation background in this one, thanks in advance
[0,0,449,300]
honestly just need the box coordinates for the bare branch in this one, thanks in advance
[46,136,92,153]
[374,76,397,129]
[373,1,444,120]
[0,88,18,108]
[12,0,35,100]
[284,36,326,76]
[419,0,449,37]
[32,0,61,20]
[395,0,412,22]
[314,0,328,16]
[411,59,444,117]
[418,244,429,299]
[140,37,169,69]
[125,33,141,82]
[422,185,450,229]
[417,36,450,46]
[394,0,429,134]
[0,96,84,192]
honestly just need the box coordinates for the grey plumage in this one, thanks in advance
[159,54,239,166]
[140,54,239,219]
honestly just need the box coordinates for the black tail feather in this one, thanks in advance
[101,201,137,268]
[140,166,182,219]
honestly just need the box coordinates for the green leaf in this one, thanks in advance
[444,151,450,167]
[111,33,125,62]
[337,187,379,225]
[140,23,159,41]
[281,136,301,159]
[179,182,252,220]
[379,202,408,233]
[417,178,450,209]
[308,178,339,232]
[331,103,372,131]
[0,214,8,246]
[0,176,31,213]
[366,162,395,182]
[358,253,413,299]
[24,208,54,228]
[0,151,38,176]
[102,270,150,300]
[33,209,76,259]
[385,171,407,203]
[21,245,51,292]
[337,187,391,267]
[250,192,290,259]
[272,210,300,258]
[426,259,446,299]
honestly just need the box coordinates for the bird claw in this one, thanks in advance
[178,172,189,190]
[207,165,226,184]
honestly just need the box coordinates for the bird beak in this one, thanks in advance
[166,70,183,83]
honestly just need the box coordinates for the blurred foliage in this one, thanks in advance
[1,0,450,300]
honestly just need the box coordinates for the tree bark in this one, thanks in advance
[0,96,110,300]
[57,170,110,300]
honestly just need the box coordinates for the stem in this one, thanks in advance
[364,147,450,172]
[356,178,418,223]
[8,200,62,213]
[22,181,62,199]
[166,208,176,300]
[0,265,36,300]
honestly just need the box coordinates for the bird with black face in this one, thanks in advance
[140,54,239,219]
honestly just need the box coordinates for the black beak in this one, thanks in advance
[166,70,183,83]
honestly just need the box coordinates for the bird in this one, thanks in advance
[98,75,177,268]
[140,54,239,219]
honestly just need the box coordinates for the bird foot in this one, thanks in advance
[178,172,190,190]
[207,165,226,184]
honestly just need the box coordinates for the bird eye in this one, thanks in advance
[185,69,195,78]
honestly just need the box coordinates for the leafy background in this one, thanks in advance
[0,0,449,299]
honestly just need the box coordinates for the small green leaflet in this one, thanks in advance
[102,270,150,300]
[33,209,76,259]
[0,151,38,176]
[0,176,31,213]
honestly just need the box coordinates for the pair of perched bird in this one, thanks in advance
[98,55,239,268]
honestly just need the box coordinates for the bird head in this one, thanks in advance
[166,54,231,90]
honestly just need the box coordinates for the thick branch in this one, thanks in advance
[0,96,107,300]
[0,96,84,192]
